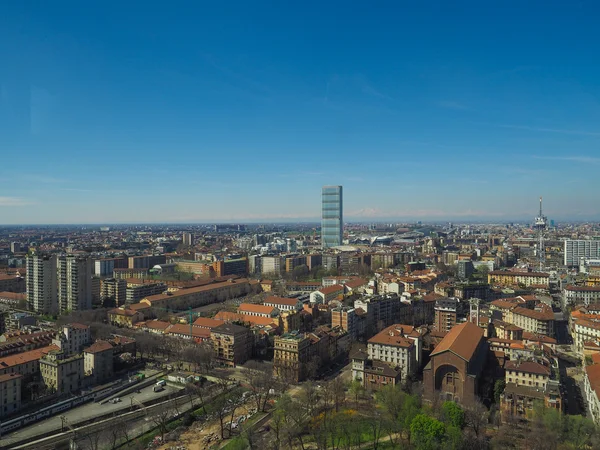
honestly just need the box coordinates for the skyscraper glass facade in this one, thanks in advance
[322,185,343,248]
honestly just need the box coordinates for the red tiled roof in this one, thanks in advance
[368,324,418,348]
[84,341,113,354]
[319,285,345,295]
[238,303,276,315]
[505,360,550,376]
[0,345,59,369]
[430,322,484,361]
[165,324,211,339]
[585,363,600,398]
[192,317,223,328]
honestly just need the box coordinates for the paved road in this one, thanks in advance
[0,384,181,448]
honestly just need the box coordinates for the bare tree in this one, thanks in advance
[464,399,489,438]
[243,360,275,412]
[151,405,173,441]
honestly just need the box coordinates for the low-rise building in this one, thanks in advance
[500,381,562,422]
[108,307,145,327]
[264,296,302,312]
[310,285,344,304]
[53,323,91,356]
[238,303,278,318]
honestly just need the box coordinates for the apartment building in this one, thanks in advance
[564,240,600,267]
[584,360,600,424]
[284,255,307,273]
[57,255,93,313]
[507,306,555,338]
[573,318,600,351]
[113,268,149,279]
[128,255,166,269]
[505,360,551,390]
[354,294,402,332]
[126,282,166,304]
[53,323,91,356]
[213,258,248,277]
[94,257,127,277]
[488,271,550,287]
[273,332,311,382]
[0,345,58,378]
[331,306,366,341]
[182,232,193,247]
[366,324,422,380]
[434,297,459,333]
[84,340,114,384]
[211,323,253,367]
[0,373,22,418]
[39,350,84,396]
[261,256,284,276]
[26,254,58,315]
[100,278,127,306]
[564,286,600,307]
[501,381,562,422]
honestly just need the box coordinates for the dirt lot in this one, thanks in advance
[157,395,258,450]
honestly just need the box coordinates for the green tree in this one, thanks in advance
[410,414,446,450]
[493,379,506,403]
[349,379,365,407]
[441,401,465,429]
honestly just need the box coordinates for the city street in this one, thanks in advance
[0,384,181,448]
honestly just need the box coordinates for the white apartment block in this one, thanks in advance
[53,323,91,356]
[564,240,600,267]
[26,254,58,315]
[574,319,600,352]
[564,286,600,307]
[58,255,93,313]
[584,363,600,425]
[260,256,284,275]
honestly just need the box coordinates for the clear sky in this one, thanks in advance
[1,1,600,224]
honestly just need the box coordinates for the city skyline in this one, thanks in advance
[2,2,600,223]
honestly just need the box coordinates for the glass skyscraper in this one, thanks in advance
[322,185,343,248]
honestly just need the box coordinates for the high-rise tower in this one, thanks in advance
[321,185,343,249]
[533,196,548,272]
[58,255,93,313]
[26,254,58,315]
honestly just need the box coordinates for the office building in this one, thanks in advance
[565,240,600,267]
[321,185,343,249]
[10,242,21,254]
[457,260,474,280]
[26,254,58,315]
[182,232,193,247]
[58,255,93,313]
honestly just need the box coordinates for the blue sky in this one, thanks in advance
[1,1,600,224]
